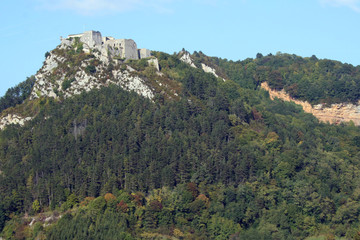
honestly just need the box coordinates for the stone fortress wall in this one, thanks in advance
[139,48,151,59]
[119,39,139,59]
[63,30,151,60]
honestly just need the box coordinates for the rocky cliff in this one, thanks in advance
[2,33,228,131]
[261,82,360,125]
[0,31,162,130]
[31,32,156,100]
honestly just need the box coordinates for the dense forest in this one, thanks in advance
[1,49,360,239]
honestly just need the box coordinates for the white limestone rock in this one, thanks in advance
[111,70,154,99]
[43,54,58,72]
[180,52,197,68]
[201,63,225,81]
[3,31,160,131]
[30,31,156,101]
[148,58,160,71]
[0,114,33,130]
[127,65,136,72]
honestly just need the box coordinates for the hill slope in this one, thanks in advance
[1,32,360,239]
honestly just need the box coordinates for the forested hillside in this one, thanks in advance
[0,76,35,114]
[1,50,360,239]
[191,51,360,105]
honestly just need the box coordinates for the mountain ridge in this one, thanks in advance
[3,31,360,130]
[0,31,227,130]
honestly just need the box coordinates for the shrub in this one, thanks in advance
[88,197,106,215]
[104,193,116,202]
[117,200,128,213]
[149,200,163,212]
[62,78,75,91]
[32,200,40,213]
[80,197,95,207]
[85,65,96,74]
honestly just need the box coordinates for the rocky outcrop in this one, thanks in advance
[30,36,155,101]
[261,82,360,125]
[111,70,154,99]
[0,114,32,130]
[1,32,161,130]
[180,52,197,68]
[180,52,225,81]
[201,63,225,82]
[147,58,160,71]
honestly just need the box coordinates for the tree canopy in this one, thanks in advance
[1,50,360,239]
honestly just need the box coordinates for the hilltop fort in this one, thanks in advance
[61,30,151,60]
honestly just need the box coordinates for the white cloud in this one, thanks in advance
[36,0,174,15]
[320,0,360,12]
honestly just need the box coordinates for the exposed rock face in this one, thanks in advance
[111,70,154,99]
[201,63,225,81]
[30,31,155,101]
[30,52,154,100]
[0,114,32,130]
[1,32,162,130]
[147,58,160,71]
[30,54,63,99]
[180,52,225,81]
[261,82,360,125]
[1,32,182,131]
[180,52,197,68]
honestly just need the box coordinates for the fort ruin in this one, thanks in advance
[62,30,151,60]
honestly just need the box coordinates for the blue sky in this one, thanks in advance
[1,0,360,96]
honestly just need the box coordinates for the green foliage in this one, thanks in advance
[1,50,360,239]
[0,76,35,113]
[192,52,360,104]
[46,210,133,240]
[32,222,44,239]
[88,196,106,215]
[85,65,96,74]
[0,205,5,232]
[73,37,83,54]
[67,193,79,207]
[32,200,40,213]
[208,214,241,239]
[50,43,94,80]
[61,78,75,91]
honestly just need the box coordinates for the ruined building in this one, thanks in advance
[62,30,151,60]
